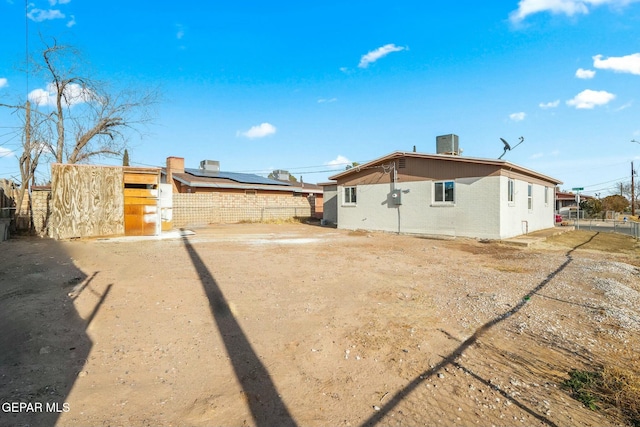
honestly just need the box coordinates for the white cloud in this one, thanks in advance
[510,0,640,23]
[593,53,640,75]
[0,78,8,89]
[576,68,596,79]
[566,89,615,109]
[28,82,94,108]
[615,101,633,111]
[317,98,337,103]
[325,155,351,169]
[49,0,71,5]
[509,112,526,121]
[0,147,14,158]
[27,8,65,22]
[530,152,544,159]
[539,100,560,108]
[358,44,406,69]
[237,122,277,139]
[176,24,186,40]
[66,14,76,27]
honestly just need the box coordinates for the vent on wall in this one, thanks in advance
[398,158,406,169]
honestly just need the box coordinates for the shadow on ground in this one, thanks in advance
[359,233,600,427]
[0,237,95,426]
[181,235,298,427]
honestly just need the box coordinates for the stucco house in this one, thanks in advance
[323,149,562,240]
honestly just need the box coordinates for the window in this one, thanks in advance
[527,184,533,210]
[344,186,357,205]
[508,179,515,203]
[544,187,549,205]
[434,181,455,203]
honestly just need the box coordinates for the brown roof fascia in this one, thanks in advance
[328,151,562,185]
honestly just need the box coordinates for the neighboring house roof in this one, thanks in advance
[556,191,593,201]
[328,151,563,185]
[162,168,322,194]
[273,179,323,194]
[185,168,290,186]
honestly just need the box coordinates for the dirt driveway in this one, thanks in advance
[1,223,638,426]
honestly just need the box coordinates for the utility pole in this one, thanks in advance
[633,161,636,216]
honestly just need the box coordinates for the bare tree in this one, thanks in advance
[0,100,51,219]
[30,38,158,164]
[0,37,158,231]
[16,101,48,217]
[603,194,630,213]
[614,181,639,210]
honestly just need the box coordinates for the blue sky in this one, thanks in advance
[1,0,640,195]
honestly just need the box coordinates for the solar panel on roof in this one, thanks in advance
[184,168,291,186]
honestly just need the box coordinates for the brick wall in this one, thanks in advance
[172,191,313,227]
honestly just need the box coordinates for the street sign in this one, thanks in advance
[572,187,584,191]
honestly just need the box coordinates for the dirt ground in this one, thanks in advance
[1,223,639,427]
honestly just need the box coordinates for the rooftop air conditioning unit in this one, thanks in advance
[200,160,220,172]
[273,169,290,181]
[436,134,460,155]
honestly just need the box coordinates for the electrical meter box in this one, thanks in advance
[391,189,402,205]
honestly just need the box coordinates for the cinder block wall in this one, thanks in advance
[172,192,312,228]
[31,189,51,236]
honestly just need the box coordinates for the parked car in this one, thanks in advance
[555,214,563,223]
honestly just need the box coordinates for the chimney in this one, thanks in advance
[166,157,185,193]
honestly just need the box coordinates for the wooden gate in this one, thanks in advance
[123,168,160,236]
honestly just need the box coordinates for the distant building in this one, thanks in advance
[555,190,593,218]
[162,157,323,226]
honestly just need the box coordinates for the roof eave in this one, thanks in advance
[173,176,321,193]
[329,151,562,185]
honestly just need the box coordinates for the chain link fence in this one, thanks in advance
[576,219,640,239]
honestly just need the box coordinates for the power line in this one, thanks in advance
[25,0,29,96]
[583,176,629,189]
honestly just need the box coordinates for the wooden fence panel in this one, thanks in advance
[49,164,125,239]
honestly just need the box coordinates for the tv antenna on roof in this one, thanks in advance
[498,136,524,159]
